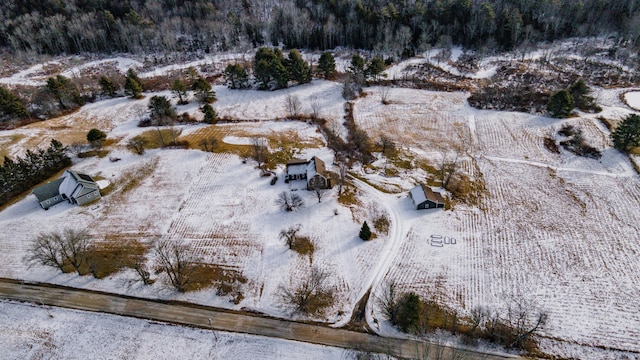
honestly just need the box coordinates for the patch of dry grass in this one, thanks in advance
[338,184,361,207]
[291,235,315,258]
[266,130,324,169]
[181,125,324,169]
[78,149,110,158]
[136,128,185,149]
[186,264,247,303]
[0,134,26,165]
[84,240,149,279]
[373,214,390,234]
[180,125,252,156]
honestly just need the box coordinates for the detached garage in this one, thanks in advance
[410,184,445,209]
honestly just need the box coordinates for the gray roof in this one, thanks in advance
[32,178,65,202]
[67,170,99,189]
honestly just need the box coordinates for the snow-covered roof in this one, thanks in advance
[286,157,329,179]
[410,184,444,206]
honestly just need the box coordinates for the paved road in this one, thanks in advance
[0,278,518,359]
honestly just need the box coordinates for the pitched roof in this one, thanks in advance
[32,178,65,202]
[410,184,445,206]
[422,184,445,204]
[286,159,309,166]
[66,170,99,189]
[311,156,327,176]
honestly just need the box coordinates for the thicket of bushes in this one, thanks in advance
[378,283,547,354]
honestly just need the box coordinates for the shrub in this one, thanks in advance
[87,128,107,148]
[127,135,147,155]
[280,267,334,316]
[291,235,315,257]
[547,89,574,118]
[373,215,390,234]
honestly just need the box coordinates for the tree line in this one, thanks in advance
[1,1,638,58]
[0,139,71,206]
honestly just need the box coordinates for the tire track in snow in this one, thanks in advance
[342,177,408,333]
[484,155,635,178]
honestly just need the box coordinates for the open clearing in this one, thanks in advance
[353,87,640,357]
[0,299,348,360]
[1,51,640,359]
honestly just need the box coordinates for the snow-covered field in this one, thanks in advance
[0,300,347,360]
[1,48,640,359]
[353,87,640,358]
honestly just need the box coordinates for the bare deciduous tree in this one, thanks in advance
[285,94,302,118]
[24,229,91,274]
[279,224,302,249]
[376,281,400,325]
[309,94,321,119]
[439,150,460,189]
[251,136,269,169]
[25,232,66,271]
[276,191,305,212]
[198,137,218,152]
[280,266,334,316]
[379,135,396,158]
[155,239,199,292]
[337,161,349,196]
[127,136,147,155]
[505,298,548,349]
[380,86,391,104]
[166,127,182,146]
[312,181,327,203]
[326,118,342,138]
[132,260,154,285]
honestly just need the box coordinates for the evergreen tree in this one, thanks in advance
[611,114,640,152]
[124,68,143,99]
[0,85,28,120]
[349,54,367,86]
[201,104,217,124]
[254,47,289,90]
[191,77,215,104]
[366,57,386,81]
[46,75,84,110]
[98,75,117,97]
[569,78,597,112]
[0,139,70,207]
[318,52,336,80]
[359,221,372,240]
[349,54,366,77]
[172,79,189,105]
[223,64,249,89]
[547,89,574,118]
[396,292,422,333]
[286,49,312,85]
[147,95,176,126]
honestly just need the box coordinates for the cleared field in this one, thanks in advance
[353,87,469,151]
[356,89,640,356]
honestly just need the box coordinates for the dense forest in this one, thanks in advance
[1,0,639,57]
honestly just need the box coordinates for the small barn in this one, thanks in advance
[32,170,101,210]
[285,156,333,190]
[409,184,445,209]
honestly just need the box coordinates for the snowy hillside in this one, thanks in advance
[1,46,640,359]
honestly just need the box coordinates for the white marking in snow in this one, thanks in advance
[484,155,634,178]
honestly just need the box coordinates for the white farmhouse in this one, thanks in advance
[32,170,101,210]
